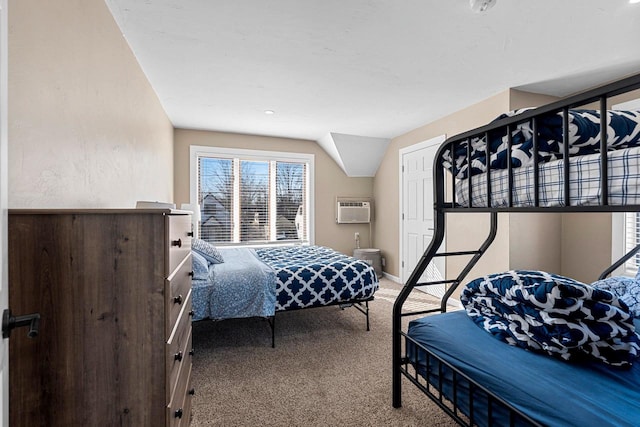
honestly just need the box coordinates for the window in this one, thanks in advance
[613,212,640,276]
[190,146,314,245]
[623,212,640,275]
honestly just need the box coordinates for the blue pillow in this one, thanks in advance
[192,238,224,264]
[191,251,210,280]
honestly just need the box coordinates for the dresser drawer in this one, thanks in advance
[168,361,193,427]
[179,374,194,427]
[167,214,192,276]
[167,256,192,335]
[167,317,192,402]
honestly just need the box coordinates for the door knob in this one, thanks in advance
[2,309,40,339]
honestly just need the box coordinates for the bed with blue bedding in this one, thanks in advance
[191,243,379,345]
[392,74,640,427]
[404,270,640,427]
[406,311,640,427]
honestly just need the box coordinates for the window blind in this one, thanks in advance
[197,154,308,244]
[624,212,640,275]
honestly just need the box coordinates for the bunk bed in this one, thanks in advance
[392,73,640,427]
[191,242,379,347]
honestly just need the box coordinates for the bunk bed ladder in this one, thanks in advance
[392,210,498,408]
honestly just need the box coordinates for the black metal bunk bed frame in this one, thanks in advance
[391,73,640,426]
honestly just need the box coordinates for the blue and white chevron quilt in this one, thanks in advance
[461,270,640,367]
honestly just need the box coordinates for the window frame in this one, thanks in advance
[189,145,315,246]
[612,212,639,277]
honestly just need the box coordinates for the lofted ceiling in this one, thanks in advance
[104,0,640,174]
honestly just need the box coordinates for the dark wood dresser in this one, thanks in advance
[7,209,194,426]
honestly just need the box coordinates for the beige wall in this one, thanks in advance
[173,129,374,255]
[561,213,612,283]
[8,0,174,208]
[509,88,559,110]
[508,214,561,273]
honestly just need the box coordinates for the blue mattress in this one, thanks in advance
[407,311,640,427]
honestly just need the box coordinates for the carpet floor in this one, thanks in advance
[190,278,459,426]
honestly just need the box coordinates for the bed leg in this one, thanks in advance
[365,301,370,331]
[266,315,276,348]
[271,315,275,348]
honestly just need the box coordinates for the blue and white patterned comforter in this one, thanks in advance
[443,109,640,180]
[255,245,379,311]
[461,270,640,367]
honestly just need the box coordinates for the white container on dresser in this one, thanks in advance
[7,209,194,427]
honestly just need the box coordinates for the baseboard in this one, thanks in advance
[382,272,401,283]
[382,272,463,308]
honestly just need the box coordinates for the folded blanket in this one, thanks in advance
[461,270,640,368]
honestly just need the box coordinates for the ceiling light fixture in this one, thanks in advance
[630,0,640,4]
[470,0,497,13]
[264,110,275,115]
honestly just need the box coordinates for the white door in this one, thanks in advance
[400,135,446,298]
[0,0,8,423]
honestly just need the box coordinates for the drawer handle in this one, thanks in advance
[172,238,182,248]
[189,348,195,357]
[189,388,196,396]
[187,231,194,237]
[174,294,183,305]
[174,351,183,362]
[175,408,183,419]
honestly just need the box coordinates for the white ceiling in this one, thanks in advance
[105,0,640,142]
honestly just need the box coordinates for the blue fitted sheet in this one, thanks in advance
[407,311,640,427]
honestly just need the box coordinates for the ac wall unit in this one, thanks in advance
[336,201,371,224]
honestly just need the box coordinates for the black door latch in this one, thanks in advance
[2,309,40,339]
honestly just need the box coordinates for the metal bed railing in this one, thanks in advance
[400,332,543,427]
[267,297,372,348]
[391,72,640,425]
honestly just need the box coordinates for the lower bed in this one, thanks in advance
[404,311,640,427]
